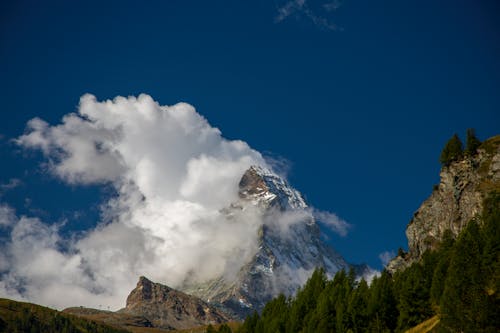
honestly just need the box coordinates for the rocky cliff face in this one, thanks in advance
[388,136,500,272]
[182,166,355,318]
[118,276,229,330]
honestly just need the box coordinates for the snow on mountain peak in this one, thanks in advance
[238,165,307,210]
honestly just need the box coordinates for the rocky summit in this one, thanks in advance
[182,166,366,318]
[118,276,230,330]
[388,135,500,273]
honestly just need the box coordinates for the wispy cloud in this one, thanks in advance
[379,250,395,266]
[0,178,22,196]
[275,0,342,31]
[323,0,342,12]
[313,209,350,236]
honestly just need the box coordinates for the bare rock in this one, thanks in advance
[118,276,230,330]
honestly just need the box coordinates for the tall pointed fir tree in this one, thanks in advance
[440,134,463,166]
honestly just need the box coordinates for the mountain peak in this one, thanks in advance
[120,276,230,330]
[182,165,352,318]
[238,165,307,210]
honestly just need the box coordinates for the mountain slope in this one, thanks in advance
[0,298,129,333]
[182,166,355,318]
[388,135,500,272]
[118,276,230,330]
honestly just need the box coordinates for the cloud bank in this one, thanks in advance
[0,94,269,310]
[0,94,348,310]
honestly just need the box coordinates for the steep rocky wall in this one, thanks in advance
[388,136,499,272]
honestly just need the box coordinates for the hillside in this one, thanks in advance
[0,298,129,333]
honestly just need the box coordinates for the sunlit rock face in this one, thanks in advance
[387,136,500,273]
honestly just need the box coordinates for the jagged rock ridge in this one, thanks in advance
[182,166,358,318]
[388,135,500,272]
[118,276,230,330]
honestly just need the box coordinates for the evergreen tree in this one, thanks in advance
[368,271,397,332]
[396,263,433,331]
[206,324,217,333]
[440,134,463,166]
[465,128,481,156]
[440,221,488,332]
[430,230,454,306]
[347,279,369,333]
[286,268,327,332]
[258,294,289,333]
[218,323,232,333]
[239,311,259,333]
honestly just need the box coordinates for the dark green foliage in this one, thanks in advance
[440,133,463,166]
[238,311,259,333]
[258,294,289,333]
[368,271,398,333]
[218,323,233,333]
[440,193,500,333]
[206,324,217,333]
[430,230,454,306]
[239,191,499,333]
[465,128,481,156]
[440,221,485,331]
[395,263,432,331]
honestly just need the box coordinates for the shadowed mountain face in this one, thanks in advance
[118,276,230,330]
[181,166,358,318]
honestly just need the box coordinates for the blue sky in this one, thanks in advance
[0,0,499,278]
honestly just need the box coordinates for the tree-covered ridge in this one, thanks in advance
[238,192,499,333]
[0,298,129,333]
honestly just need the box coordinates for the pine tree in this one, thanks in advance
[440,134,463,166]
[206,324,217,333]
[440,221,487,332]
[218,323,232,333]
[239,311,259,333]
[347,279,369,333]
[368,271,397,332]
[396,263,433,331]
[465,128,481,156]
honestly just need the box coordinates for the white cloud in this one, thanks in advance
[275,0,307,23]
[0,204,16,226]
[313,209,350,236]
[379,250,395,266]
[0,178,22,194]
[6,94,268,310]
[275,0,340,30]
[3,94,350,311]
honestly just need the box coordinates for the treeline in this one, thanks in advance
[440,128,481,166]
[236,192,499,333]
[0,299,128,333]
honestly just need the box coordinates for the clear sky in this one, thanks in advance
[0,0,499,274]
